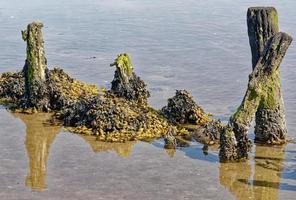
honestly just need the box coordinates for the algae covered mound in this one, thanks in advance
[162,89,224,145]
[162,90,210,125]
[110,53,150,103]
[58,93,187,142]
[0,68,99,111]
[0,71,25,102]
[47,68,99,110]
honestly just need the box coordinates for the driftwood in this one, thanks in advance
[220,32,292,162]
[247,7,288,144]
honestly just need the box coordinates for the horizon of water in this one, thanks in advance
[0,0,296,199]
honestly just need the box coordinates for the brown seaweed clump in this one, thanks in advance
[162,90,210,125]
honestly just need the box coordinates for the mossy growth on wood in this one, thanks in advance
[220,32,293,162]
[110,53,150,102]
[110,53,133,84]
[247,7,288,144]
[22,22,47,84]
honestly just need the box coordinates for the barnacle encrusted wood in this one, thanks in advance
[21,22,49,109]
[110,53,150,102]
[219,32,293,162]
[247,7,288,144]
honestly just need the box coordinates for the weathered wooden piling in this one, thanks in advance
[247,7,279,69]
[220,32,293,161]
[22,22,48,109]
[247,7,288,144]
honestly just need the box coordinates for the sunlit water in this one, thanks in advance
[0,0,296,199]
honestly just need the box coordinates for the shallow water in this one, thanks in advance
[0,0,296,199]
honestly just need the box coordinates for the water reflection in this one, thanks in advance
[78,134,135,158]
[12,113,61,191]
[11,112,137,191]
[219,145,287,200]
[10,111,295,198]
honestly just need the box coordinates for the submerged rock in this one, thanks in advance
[162,90,210,125]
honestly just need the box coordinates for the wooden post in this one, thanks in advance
[247,7,279,69]
[22,22,48,108]
[247,7,288,144]
[220,32,293,161]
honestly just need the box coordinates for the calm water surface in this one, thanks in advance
[0,0,296,199]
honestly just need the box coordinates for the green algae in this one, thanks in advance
[110,53,133,84]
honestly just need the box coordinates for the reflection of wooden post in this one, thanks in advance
[253,145,285,200]
[13,113,60,191]
[219,145,285,200]
[219,161,252,199]
[22,22,48,108]
[247,7,287,144]
[220,32,292,161]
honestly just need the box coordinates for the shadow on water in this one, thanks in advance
[219,144,296,200]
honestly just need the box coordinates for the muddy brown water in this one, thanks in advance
[1,0,296,199]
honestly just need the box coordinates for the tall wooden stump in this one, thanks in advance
[22,22,48,109]
[247,7,287,144]
[220,32,292,162]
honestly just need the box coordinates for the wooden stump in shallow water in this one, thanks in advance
[247,7,287,144]
[110,53,150,103]
[220,32,293,162]
[21,22,49,110]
